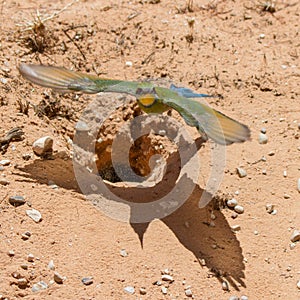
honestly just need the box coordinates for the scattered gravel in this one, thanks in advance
[185,288,193,297]
[32,136,53,157]
[0,159,11,166]
[26,208,42,222]
[161,274,174,282]
[48,260,55,270]
[82,277,93,286]
[258,133,268,144]
[0,178,10,185]
[227,198,238,208]
[17,278,28,288]
[53,272,64,284]
[9,195,26,207]
[236,167,247,178]
[234,205,244,214]
[260,127,267,134]
[161,286,168,295]
[27,253,34,262]
[32,281,48,292]
[231,212,239,219]
[222,281,229,291]
[120,249,128,257]
[290,230,300,242]
[231,225,241,231]
[21,231,31,240]
[266,204,275,214]
[124,286,135,295]
[20,264,28,270]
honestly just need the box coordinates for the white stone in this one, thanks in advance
[32,136,53,156]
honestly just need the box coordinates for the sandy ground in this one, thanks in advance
[0,0,300,299]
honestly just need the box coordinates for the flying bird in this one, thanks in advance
[19,64,250,145]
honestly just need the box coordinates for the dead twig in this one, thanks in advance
[63,28,87,61]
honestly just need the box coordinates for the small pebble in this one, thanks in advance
[21,232,31,240]
[82,277,93,285]
[161,269,170,275]
[20,264,28,270]
[283,170,287,177]
[48,180,58,189]
[260,127,267,134]
[54,272,64,284]
[120,249,128,257]
[297,280,300,290]
[290,230,300,242]
[290,242,296,250]
[125,61,133,67]
[297,178,300,192]
[9,195,26,207]
[234,205,244,214]
[8,250,15,257]
[258,133,268,144]
[268,151,275,156]
[26,208,42,222]
[284,193,291,199]
[48,260,55,270]
[185,288,193,297]
[0,178,10,185]
[32,136,53,157]
[27,253,34,262]
[158,129,166,136]
[227,198,238,208]
[161,286,168,295]
[229,296,239,300]
[231,225,241,231]
[254,230,259,235]
[236,167,247,178]
[265,204,274,214]
[139,287,147,295]
[0,159,11,166]
[124,286,135,295]
[17,278,28,288]
[32,281,48,292]
[240,296,249,300]
[262,169,267,175]
[222,281,229,291]
[231,212,238,219]
[22,153,32,161]
[161,274,174,282]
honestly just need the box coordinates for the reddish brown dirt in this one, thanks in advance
[1,0,300,299]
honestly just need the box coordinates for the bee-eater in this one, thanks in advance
[19,64,250,145]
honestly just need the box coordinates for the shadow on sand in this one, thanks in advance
[15,139,245,290]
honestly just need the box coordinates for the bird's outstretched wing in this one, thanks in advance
[155,86,251,145]
[19,64,250,145]
[18,64,141,95]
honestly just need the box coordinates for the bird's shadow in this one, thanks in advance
[14,137,245,290]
